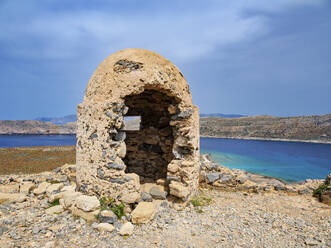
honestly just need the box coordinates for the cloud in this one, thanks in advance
[0,0,329,119]
[0,0,328,72]
[2,0,325,64]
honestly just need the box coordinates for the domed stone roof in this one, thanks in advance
[84,48,193,105]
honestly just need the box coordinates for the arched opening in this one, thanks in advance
[123,89,179,184]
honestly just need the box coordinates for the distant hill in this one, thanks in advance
[200,113,247,118]
[0,120,76,135]
[35,115,76,125]
[200,114,331,143]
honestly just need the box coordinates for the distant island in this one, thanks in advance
[199,113,247,118]
[35,114,76,125]
[201,114,331,143]
[1,113,331,143]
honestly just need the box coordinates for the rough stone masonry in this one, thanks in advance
[76,48,200,209]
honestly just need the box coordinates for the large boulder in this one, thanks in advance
[45,205,64,215]
[0,193,27,204]
[169,181,189,199]
[96,223,115,232]
[19,182,35,195]
[33,182,51,195]
[75,195,100,212]
[120,192,140,204]
[70,206,100,222]
[149,186,167,200]
[99,210,118,224]
[119,222,134,236]
[131,202,155,224]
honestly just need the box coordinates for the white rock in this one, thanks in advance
[48,192,63,203]
[75,195,100,212]
[60,184,76,192]
[118,142,126,158]
[96,223,115,232]
[120,192,141,204]
[33,182,51,195]
[61,191,82,209]
[119,222,134,236]
[70,206,100,222]
[0,193,27,203]
[46,183,64,197]
[45,205,64,215]
[19,182,35,195]
[169,181,189,199]
[43,241,56,248]
[131,202,155,224]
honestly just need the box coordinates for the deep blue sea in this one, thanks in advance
[0,135,330,182]
[0,135,76,148]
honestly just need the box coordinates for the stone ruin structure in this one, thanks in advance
[76,48,199,207]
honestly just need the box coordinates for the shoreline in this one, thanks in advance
[1,133,331,144]
[201,153,323,185]
[201,135,331,144]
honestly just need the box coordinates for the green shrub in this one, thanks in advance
[99,196,125,219]
[48,199,60,208]
[47,180,60,184]
[191,195,212,213]
[313,184,330,200]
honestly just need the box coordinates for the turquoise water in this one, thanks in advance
[1,135,330,182]
[201,137,331,182]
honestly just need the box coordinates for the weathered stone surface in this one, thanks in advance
[70,206,100,222]
[169,181,190,199]
[131,202,155,224]
[46,183,64,197]
[61,184,76,192]
[120,192,141,204]
[119,222,134,236]
[141,192,153,202]
[0,193,27,204]
[61,191,82,209]
[206,173,220,183]
[45,205,64,215]
[236,175,248,184]
[48,192,63,203]
[33,182,51,195]
[118,142,126,158]
[19,182,35,195]
[99,210,118,224]
[219,175,232,183]
[96,223,115,232]
[0,184,19,193]
[75,195,100,212]
[167,163,179,173]
[149,186,167,200]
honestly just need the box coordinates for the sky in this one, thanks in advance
[0,0,330,120]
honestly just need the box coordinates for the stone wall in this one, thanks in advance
[76,49,200,208]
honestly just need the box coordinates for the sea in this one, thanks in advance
[0,135,330,182]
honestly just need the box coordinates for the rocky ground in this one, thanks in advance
[0,159,330,248]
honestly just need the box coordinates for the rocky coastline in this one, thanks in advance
[200,135,331,144]
[200,114,331,143]
[199,154,329,198]
[0,120,76,135]
[0,155,330,247]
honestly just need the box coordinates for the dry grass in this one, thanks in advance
[0,146,75,175]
